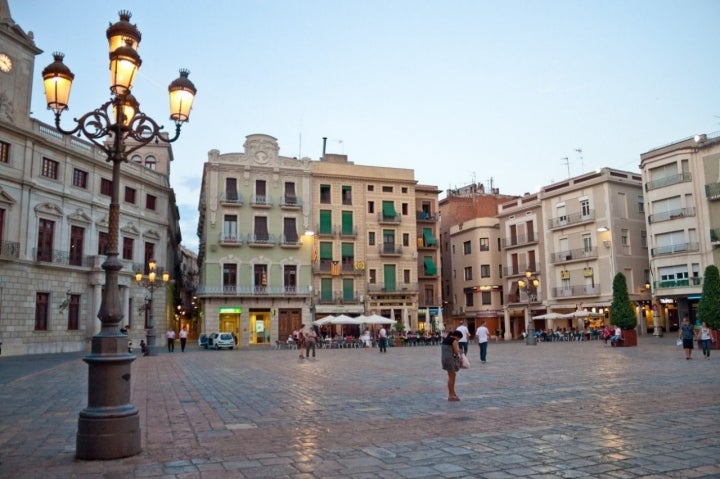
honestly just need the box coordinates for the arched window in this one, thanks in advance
[145,155,156,170]
[130,154,142,164]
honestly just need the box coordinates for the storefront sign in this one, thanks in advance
[218,307,243,314]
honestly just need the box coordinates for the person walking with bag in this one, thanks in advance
[441,331,463,401]
[477,320,490,363]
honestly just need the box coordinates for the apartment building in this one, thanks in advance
[0,4,180,355]
[539,168,650,333]
[497,193,544,339]
[415,184,442,331]
[448,217,503,336]
[196,136,314,345]
[640,132,720,330]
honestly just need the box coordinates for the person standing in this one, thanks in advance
[296,325,305,359]
[304,325,317,359]
[179,326,188,352]
[477,320,490,363]
[441,331,463,401]
[378,325,388,353]
[166,329,176,352]
[456,321,470,355]
[679,316,695,360]
[698,321,715,359]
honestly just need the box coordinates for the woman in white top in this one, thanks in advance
[699,321,715,359]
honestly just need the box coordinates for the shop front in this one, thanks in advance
[249,309,271,345]
[218,306,242,344]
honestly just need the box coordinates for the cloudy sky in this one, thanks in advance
[11,0,720,252]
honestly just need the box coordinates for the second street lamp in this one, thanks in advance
[518,270,540,345]
[136,260,170,357]
[41,10,196,460]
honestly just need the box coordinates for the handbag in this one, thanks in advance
[460,352,469,369]
[676,339,682,347]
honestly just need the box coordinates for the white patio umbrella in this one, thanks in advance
[560,310,604,319]
[532,312,569,320]
[358,314,396,325]
[312,315,336,326]
[331,314,363,325]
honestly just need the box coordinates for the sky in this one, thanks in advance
[10,0,720,253]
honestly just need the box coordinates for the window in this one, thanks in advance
[641,230,647,248]
[131,154,142,165]
[320,277,333,302]
[73,168,88,188]
[125,187,136,204]
[223,263,237,291]
[621,229,629,246]
[464,266,473,281]
[367,185,374,192]
[580,199,591,217]
[320,184,331,204]
[255,179,267,204]
[144,155,156,170]
[342,278,354,301]
[284,217,298,243]
[284,181,296,205]
[254,216,269,241]
[342,185,352,205]
[465,290,474,307]
[100,178,112,196]
[254,264,268,291]
[69,226,84,266]
[367,201,374,214]
[319,241,333,270]
[401,203,408,215]
[143,242,155,274]
[402,233,409,247]
[35,292,49,330]
[341,242,354,270]
[583,234,592,253]
[284,265,297,292]
[67,294,80,330]
[637,196,644,213]
[37,218,54,262]
[368,231,375,246]
[224,177,238,201]
[0,140,9,163]
[401,187,408,194]
[463,240,471,255]
[369,269,376,283]
[480,264,490,278]
[382,186,393,193]
[403,269,411,283]
[556,203,567,224]
[223,215,238,240]
[319,210,332,235]
[98,231,109,255]
[481,291,492,305]
[146,194,156,211]
[341,211,354,235]
[41,157,59,179]
[479,237,490,251]
[122,237,134,260]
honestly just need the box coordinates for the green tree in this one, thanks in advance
[697,265,720,330]
[610,272,637,330]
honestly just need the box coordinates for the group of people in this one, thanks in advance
[679,317,716,360]
[441,320,491,402]
[165,327,189,352]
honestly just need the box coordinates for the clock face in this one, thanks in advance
[0,53,12,73]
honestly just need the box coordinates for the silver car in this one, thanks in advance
[209,332,235,350]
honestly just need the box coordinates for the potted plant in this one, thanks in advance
[393,321,405,346]
[697,265,720,350]
[610,272,637,347]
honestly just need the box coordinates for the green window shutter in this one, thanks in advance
[384,264,396,291]
[382,201,396,218]
[321,278,333,301]
[341,211,353,234]
[423,228,436,245]
[343,278,354,300]
[341,242,354,257]
[319,210,332,234]
[423,257,437,276]
[320,242,333,259]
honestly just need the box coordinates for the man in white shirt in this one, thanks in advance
[477,321,490,363]
[456,321,470,354]
[378,326,388,353]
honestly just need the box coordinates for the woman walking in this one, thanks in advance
[441,331,463,401]
[699,321,715,359]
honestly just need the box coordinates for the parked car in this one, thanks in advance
[208,332,235,350]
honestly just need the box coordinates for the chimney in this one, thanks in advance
[322,137,327,160]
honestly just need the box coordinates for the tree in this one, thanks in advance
[697,265,720,330]
[610,273,637,330]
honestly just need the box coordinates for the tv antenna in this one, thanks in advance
[575,148,583,173]
[561,157,570,178]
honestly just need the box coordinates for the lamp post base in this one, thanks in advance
[526,327,537,345]
[146,328,157,356]
[76,335,141,459]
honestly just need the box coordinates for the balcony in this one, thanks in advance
[645,171,692,191]
[279,234,301,248]
[195,284,312,296]
[654,277,702,289]
[279,196,302,209]
[367,283,419,293]
[377,212,401,224]
[647,207,695,224]
[416,211,437,222]
[706,182,720,200]
[219,233,243,246]
[506,292,543,305]
[551,285,601,298]
[33,248,94,267]
[501,233,539,249]
[379,243,403,256]
[339,226,357,238]
[317,293,361,305]
[250,195,273,208]
[650,242,700,257]
[547,210,595,230]
[549,247,598,264]
[219,191,243,206]
[711,228,720,245]
[503,264,540,277]
[316,224,336,238]
[246,233,277,247]
[0,240,20,259]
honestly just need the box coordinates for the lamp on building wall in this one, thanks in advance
[517,269,540,346]
[136,259,170,357]
[41,11,195,460]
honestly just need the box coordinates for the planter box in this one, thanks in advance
[611,329,637,347]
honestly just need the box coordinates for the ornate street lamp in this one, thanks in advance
[135,260,170,357]
[41,11,196,460]
[518,270,540,345]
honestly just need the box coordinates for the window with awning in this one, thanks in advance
[319,242,333,260]
[319,210,332,234]
[382,201,397,218]
[321,278,333,301]
[423,257,437,276]
[423,228,436,246]
[343,278,354,301]
[341,211,353,235]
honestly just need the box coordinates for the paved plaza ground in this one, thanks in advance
[1,335,719,479]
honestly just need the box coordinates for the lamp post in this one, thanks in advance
[518,270,540,345]
[41,11,196,460]
[135,260,170,356]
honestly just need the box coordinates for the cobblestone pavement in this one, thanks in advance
[1,336,719,479]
